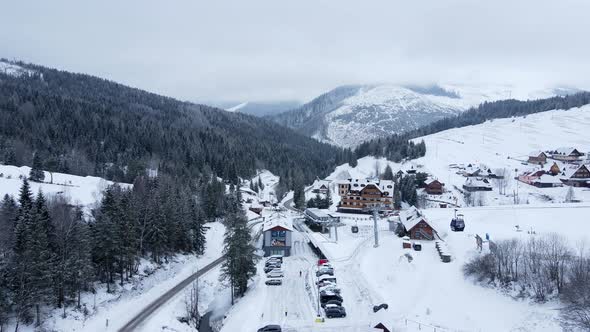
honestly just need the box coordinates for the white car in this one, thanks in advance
[266,270,284,278]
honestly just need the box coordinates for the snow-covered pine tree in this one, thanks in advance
[29,153,45,183]
[219,209,257,302]
[258,177,264,191]
[9,179,36,328]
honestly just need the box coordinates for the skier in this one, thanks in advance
[285,310,288,317]
[299,270,302,277]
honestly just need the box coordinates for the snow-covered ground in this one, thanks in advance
[0,165,130,210]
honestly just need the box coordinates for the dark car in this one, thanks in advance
[264,265,281,273]
[320,293,343,304]
[321,299,342,308]
[257,324,281,332]
[265,279,282,286]
[373,303,389,312]
[325,306,346,318]
[265,260,281,267]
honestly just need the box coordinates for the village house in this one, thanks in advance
[311,178,331,195]
[532,174,563,188]
[262,218,292,257]
[398,206,437,240]
[337,178,394,213]
[560,164,590,187]
[462,177,493,192]
[248,204,263,215]
[528,151,548,165]
[551,147,584,162]
[518,169,546,185]
[424,178,444,195]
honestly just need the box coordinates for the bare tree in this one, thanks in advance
[494,168,509,195]
[183,279,201,328]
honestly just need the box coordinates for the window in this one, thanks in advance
[387,185,392,188]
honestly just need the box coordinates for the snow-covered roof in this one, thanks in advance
[263,218,293,232]
[343,178,394,194]
[553,147,582,156]
[312,178,331,189]
[560,164,590,179]
[424,178,442,186]
[464,177,492,188]
[533,174,562,184]
[528,150,546,157]
[399,206,430,231]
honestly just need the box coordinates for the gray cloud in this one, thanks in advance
[1,0,589,103]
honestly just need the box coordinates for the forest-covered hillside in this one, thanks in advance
[0,60,354,184]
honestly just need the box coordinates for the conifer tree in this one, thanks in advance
[29,153,45,183]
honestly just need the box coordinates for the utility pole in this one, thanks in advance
[364,204,384,248]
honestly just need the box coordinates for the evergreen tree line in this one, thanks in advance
[0,175,219,329]
[0,60,354,186]
[357,91,590,161]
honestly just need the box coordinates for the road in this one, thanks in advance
[118,219,263,332]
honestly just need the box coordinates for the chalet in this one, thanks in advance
[551,147,584,162]
[518,170,545,185]
[528,151,548,165]
[532,174,563,188]
[399,206,437,240]
[462,178,493,192]
[262,218,292,257]
[462,164,482,177]
[311,178,331,194]
[560,164,590,187]
[424,178,444,195]
[337,178,394,213]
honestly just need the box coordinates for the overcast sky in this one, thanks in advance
[1,0,589,103]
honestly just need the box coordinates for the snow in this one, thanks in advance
[0,60,36,77]
[0,165,131,211]
[226,101,249,112]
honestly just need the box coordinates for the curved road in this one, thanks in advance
[118,220,263,332]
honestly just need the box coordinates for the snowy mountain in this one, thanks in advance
[269,84,575,148]
[0,60,37,77]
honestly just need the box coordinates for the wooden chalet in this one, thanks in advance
[560,164,590,187]
[337,178,394,213]
[528,151,547,165]
[462,178,493,192]
[399,206,437,240]
[311,178,330,194]
[424,178,444,195]
[551,147,584,162]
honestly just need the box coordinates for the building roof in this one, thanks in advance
[464,177,493,188]
[263,218,293,232]
[533,174,563,184]
[312,178,331,190]
[528,150,547,157]
[344,178,394,195]
[399,206,430,231]
[554,147,582,156]
[424,178,443,186]
[561,164,590,179]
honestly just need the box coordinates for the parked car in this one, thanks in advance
[265,279,282,286]
[266,270,284,278]
[257,324,282,332]
[319,284,341,294]
[325,306,346,318]
[268,255,283,263]
[316,275,337,285]
[373,303,389,312]
[264,265,281,273]
[321,299,342,308]
[316,268,334,277]
[412,241,422,251]
[320,293,343,304]
[265,259,281,266]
